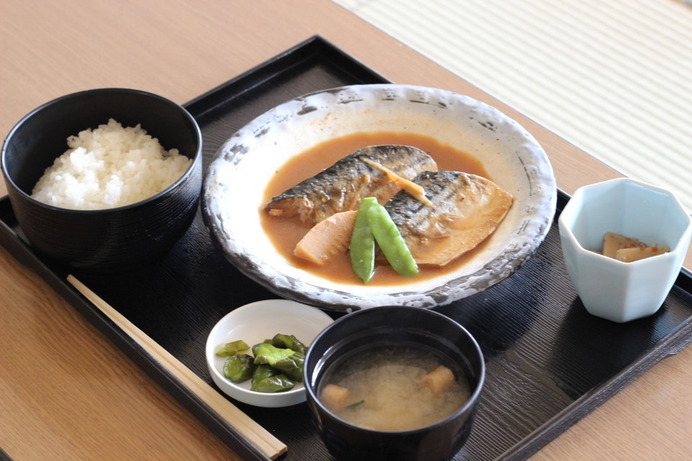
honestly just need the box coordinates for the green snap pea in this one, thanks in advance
[349,197,378,283]
[366,202,419,277]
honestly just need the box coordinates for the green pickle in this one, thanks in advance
[218,333,307,393]
[251,364,295,392]
[222,354,256,383]
[252,343,296,366]
[251,374,295,393]
[251,364,280,389]
[215,339,250,356]
[272,351,305,382]
[271,333,307,354]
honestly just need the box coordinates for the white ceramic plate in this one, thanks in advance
[203,84,557,311]
[206,299,334,408]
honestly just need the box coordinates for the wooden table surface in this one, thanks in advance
[1,1,690,460]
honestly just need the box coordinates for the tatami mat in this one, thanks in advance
[335,0,692,211]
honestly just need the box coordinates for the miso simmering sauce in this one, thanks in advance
[260,131,491,286]
[318,345,471,431]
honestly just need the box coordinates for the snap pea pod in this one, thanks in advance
[349,197,378,283]
[366,202,419,277]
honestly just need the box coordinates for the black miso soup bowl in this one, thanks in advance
[1,88,202,271]
[304,306,485,461]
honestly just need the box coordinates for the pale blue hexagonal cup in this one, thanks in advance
[558,178,691,323]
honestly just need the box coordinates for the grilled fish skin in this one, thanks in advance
[385,171,514,266]
[265,145,437,225]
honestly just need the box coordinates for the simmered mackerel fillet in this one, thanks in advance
[264,145,437,225]
[385,171,514,266]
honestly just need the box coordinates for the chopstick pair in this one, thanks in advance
[67,275,287,460]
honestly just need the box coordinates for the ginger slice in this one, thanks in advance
[362,158,433,206]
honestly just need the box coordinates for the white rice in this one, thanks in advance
[31,118,192,210]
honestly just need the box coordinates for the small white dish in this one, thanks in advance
[206,299,334,407]
[558,178,691,323]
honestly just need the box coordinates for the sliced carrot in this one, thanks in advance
[294,210,358,265]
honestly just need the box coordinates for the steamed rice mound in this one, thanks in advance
[31,119,191,210]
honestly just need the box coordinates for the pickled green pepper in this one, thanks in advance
[271,334,307,354]
[222,354,256,383]
[215,339,250,357]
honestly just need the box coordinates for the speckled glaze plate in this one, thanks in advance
[202,84,557,311]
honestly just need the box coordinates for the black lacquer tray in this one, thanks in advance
[1,36,690,461]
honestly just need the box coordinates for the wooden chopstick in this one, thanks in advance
[67,275,287,460]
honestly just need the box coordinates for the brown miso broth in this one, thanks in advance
[260,131,493,285]
[318,344,471,432]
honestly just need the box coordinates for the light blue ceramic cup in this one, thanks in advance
[559,178,691,322]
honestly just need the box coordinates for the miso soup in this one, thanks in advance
[318,345,471,431]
